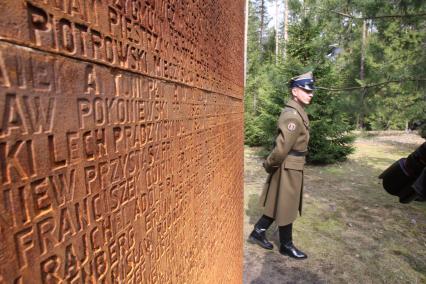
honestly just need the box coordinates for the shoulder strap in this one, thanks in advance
[282,107,298,115]
[285,105,309,130]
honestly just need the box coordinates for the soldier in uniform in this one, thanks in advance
[248,72,315,259]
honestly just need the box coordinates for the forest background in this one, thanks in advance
[245,0,426,163]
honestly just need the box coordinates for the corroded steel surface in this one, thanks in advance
[0,0,245,283]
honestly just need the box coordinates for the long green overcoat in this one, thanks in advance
[259,99,310,226]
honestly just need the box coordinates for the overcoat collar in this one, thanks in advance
[286,99,309,128]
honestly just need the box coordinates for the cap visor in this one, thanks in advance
[300,85,315,91]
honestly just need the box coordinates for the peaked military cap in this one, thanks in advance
[289,71,315,91]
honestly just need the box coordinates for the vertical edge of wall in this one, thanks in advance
[0,0,245,283]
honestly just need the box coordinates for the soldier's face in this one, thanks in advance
[292,87,313,105]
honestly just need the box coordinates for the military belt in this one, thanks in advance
[288,150,308,157]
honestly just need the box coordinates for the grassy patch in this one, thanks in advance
[244,134,426,283]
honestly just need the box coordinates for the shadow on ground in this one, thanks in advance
[250,252,324,284]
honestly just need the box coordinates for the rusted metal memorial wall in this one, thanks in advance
[0,0,245,283]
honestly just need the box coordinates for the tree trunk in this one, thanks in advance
[360,20,366,83]
[260,0,264,45]
[253,92,257,113]
[283,0,289,59]
[275,0,279,64]
[358,19,367,129]
[255,0,266,112]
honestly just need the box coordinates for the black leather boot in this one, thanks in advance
[248,226,274,250]
[279,242,307,259]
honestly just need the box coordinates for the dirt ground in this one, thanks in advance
[243,132,426,284]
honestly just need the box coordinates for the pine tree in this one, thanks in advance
[244,0,425,163]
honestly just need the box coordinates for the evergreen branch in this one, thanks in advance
[324,9,354,19]
[317,78,426,92]
[316,7,426,20]
[365,13,426,20]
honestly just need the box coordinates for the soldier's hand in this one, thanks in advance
[263,161,278,174]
